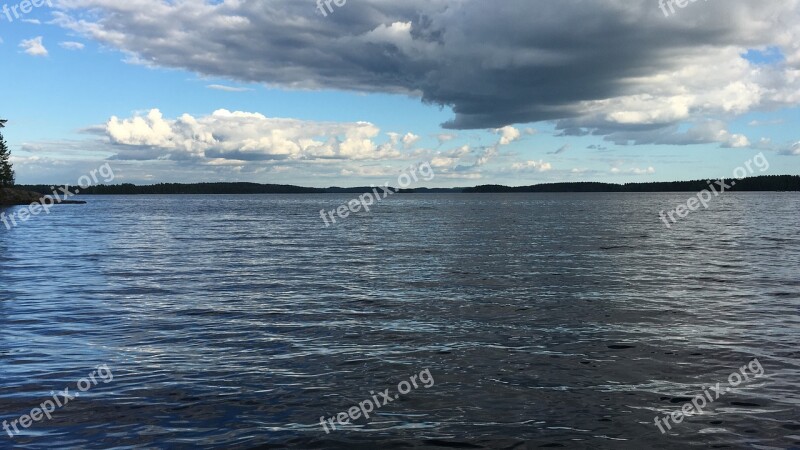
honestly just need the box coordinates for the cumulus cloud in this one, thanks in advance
[51,0,800,136]
[511,160,553,172]
[495,126,521,146]
[402,132,420,148]
[104,109,410,162]
[20,36,48,56]
[98,113,546,183]
[430,144,471,169]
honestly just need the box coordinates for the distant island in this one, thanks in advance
[16,174,800,196]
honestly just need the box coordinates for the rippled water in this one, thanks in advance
[1,193,799,449]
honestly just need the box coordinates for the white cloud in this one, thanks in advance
[402,132,420,148]
[511,160,553,172]
[748,119,784,127]
[59,41,85,50]
[436,134,455,144]
[207,84,252,92]
[495,126,521,146]
[610,166,656,175]
[723,134,751,149]
[340,165,400,177]
[430,145,471,169]
[104,109,408,162]
[20,37,48,57]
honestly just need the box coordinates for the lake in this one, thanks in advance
[1,193,798,448]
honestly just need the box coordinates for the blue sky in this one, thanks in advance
[1,0,799,187]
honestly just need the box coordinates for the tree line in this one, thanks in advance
[462,176,800,193]
[16,175,800,195]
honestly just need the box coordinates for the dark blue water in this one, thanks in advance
[1,193,799,449]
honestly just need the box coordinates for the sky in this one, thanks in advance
[0,0,799,188]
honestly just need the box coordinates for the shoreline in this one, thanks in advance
[12,174,800,196]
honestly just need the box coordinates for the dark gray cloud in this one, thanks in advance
[55,0,800,132]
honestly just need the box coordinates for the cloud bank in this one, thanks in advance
[51,0,800,141]
[105,109,406,162]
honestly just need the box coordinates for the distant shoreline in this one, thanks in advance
[16,174,800,196]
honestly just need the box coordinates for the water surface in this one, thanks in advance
[1,193,798,448]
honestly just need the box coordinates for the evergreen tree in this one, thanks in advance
[0,119,15,187]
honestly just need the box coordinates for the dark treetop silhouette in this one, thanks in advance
[0,118,16,187]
